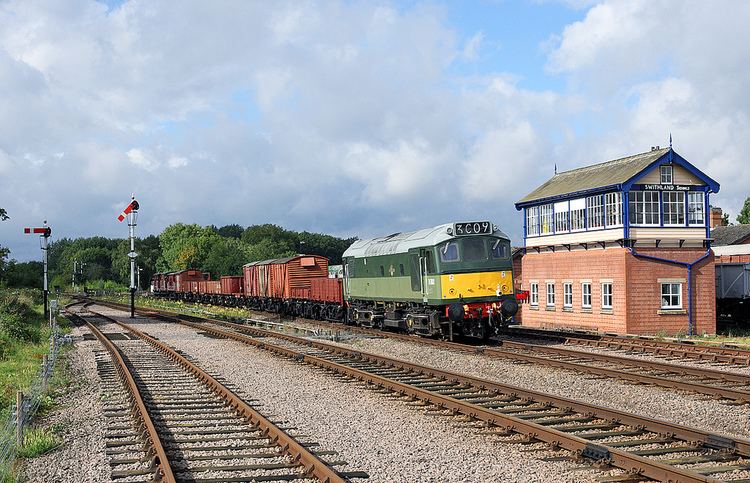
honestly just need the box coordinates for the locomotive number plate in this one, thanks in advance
[454,221,492,236]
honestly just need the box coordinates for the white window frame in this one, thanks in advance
[526,206,540,237]
[601,282,613,310]
[663,191,685,226]
[540,204,553,235]
[586,195,604,229]
[555,210,569,233]
[660,165,673,184]
[628,191,660,226]
[563,282,572,308]
[605,192,622,227]
[530,283,539,306]
[661,283,682,309]
[581,282,591,309]
[688,192,704,226]
[546,282,555,307]
[570,198,586,231]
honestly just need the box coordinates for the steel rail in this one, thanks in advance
[91,302,750,482]
[90,299,750,402]
[247,312,750,402]
[73,311,177,482]
[501,326,750,366]
[309,319,750,402]
[80,307,348,483]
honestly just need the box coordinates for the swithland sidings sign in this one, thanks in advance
[633,184,697,191]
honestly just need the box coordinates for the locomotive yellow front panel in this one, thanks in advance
[440,271,513,300]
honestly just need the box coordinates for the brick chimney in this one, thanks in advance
[710,207,724,228]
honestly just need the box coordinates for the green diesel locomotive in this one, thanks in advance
[342,221,518,338]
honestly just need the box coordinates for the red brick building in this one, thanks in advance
[514,146,720,336]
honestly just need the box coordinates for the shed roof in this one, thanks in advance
[343,222,509,258]
[710,225,750,246]
[517,148,670,204]
[243,254,325,267]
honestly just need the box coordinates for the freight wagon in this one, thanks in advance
[243,255,343,318]
[716,262,750,324]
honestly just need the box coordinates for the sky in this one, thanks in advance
[2,0,750,261]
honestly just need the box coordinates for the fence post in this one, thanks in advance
[16,391,24,447]
[42,355,49,392]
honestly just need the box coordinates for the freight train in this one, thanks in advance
[151,221,520,338]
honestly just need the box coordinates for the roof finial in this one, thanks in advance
[669,132,672,149]
[554,163,557,175]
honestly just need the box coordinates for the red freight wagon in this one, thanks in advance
[198,280,222,294]
[243,255,329,300]
[310,277,343,304]
[156,273,166,292]
[175,269,209,293]
[220,276,243,296]
[165,272,177,292]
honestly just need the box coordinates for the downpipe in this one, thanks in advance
[628,246,712,336]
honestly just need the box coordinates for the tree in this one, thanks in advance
[245,238,296,263]
[242,224,298,251]
[204,238,248,277]
[215,224,244,239]
[722,212,731,226]
[4,261,44,288]
[738,197,750,224]
[157,223,221,271]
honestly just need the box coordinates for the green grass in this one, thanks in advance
[16,427,62,458]
[0,289,74,483]
[99,292,253,321]
[0,288,64,420]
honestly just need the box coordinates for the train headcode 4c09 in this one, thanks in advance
[454,221,492,236]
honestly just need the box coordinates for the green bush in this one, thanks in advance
[0,291,42,343]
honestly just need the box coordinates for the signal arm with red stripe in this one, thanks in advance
[117,199,139,222]
[24,227,52,237]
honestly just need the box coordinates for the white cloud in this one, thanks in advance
[126,148,159,171]
[167,156,188,169]
[461,31,484,61]
[1,0,749,261]
[545,0,750,220]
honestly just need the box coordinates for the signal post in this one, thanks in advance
[23,222,52,320]
[118,198,140,318]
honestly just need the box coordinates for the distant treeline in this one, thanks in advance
[0,220,356,290]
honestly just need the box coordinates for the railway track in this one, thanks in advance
[66,304,356,483]
[287,317,750,404]
[89,301,750,482]
[500,326,750,366]
[93,299,750,404]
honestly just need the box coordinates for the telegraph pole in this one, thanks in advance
[118,197,139,318]
[24,222,52,320]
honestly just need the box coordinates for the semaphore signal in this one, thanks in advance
[117,196,139,318]
[24,221,52,320]
[117,199,139,222]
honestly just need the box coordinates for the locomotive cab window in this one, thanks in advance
[439,242,460,262]
[463,238,487,261]
[490,239,509,259]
